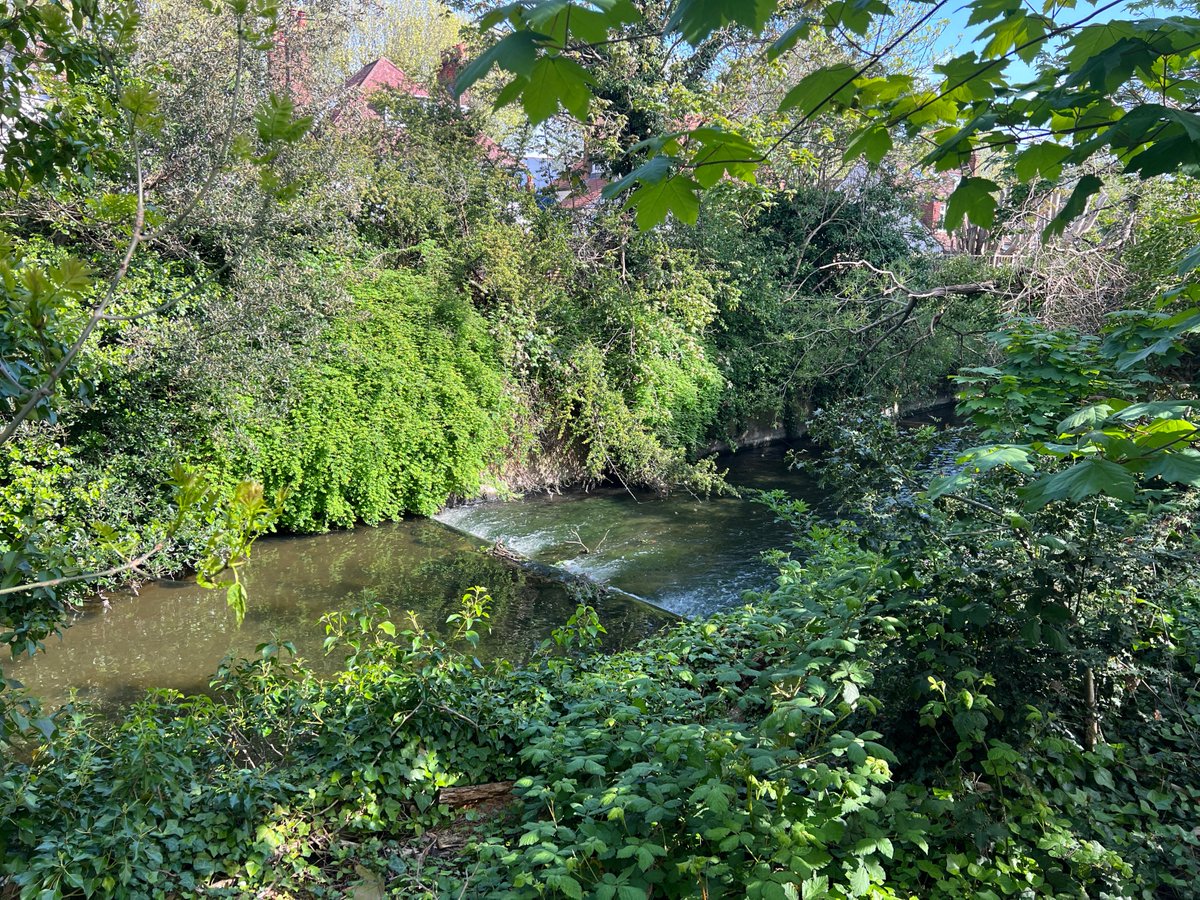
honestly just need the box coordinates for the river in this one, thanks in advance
[10,443,821,709]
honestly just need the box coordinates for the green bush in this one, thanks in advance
[4,487,1197,897]
[221,268,510,529]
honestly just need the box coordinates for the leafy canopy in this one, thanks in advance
[456,0,1200,232]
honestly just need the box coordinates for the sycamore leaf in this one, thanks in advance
[1144,450,1200,487]
[527,0,640,45]
[1129,418,1200,454]
[1109,399,1200,422]
[625,175,701,229]
[767,17,814,60]
[824,0,893,36]
[494,75,529,109]
[1057,403,1114,434]
[944,177,1000,231]
[601,154,672,199]
[689,128,759,187]
[1021,458,1137,508]
[1014,142,1070,181]
[928,445,1034,499]
[844,124,893,165]
[977,11,1046,62]
[455,30,542,97]
[960,444,1036,475]
[936,51,1010,101]
[480,2,526,30]
[779,63,860,117]
[667,0,777,44]
[1114,309,1200,370]
[856,73,914,105]
[522,55,592,123]
[926,473,970,499]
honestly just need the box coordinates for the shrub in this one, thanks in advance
[221,268,510,529]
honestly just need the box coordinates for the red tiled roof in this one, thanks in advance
[560,175,607,209]
[345,57,430,100]
[551,168,609,209]
[476,133,516,167]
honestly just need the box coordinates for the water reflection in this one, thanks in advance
[11,443,818,709]
[12,521,672,709]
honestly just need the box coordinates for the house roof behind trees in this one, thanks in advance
[345,57,430,100]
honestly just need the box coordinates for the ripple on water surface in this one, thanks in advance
[435,442,824,617]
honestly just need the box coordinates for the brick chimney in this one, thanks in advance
[268,7,311,108]
[438,43,468,97]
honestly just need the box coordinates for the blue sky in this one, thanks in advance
[929,0,1176,78]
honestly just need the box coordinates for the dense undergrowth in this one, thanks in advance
[5,3,1200,896]
[4,309,1199,896]
[1,88,1000,649]
[3,393,1198,897]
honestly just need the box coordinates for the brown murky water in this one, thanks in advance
[10,520,673,709]
[10,441,844,711]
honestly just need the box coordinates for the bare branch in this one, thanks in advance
[0,544,165,599]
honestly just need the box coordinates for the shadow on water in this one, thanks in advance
[11,443,819,711]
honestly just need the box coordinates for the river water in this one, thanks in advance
[11,443,819,709]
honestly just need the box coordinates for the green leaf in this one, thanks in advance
[602,155,673,199]
[523,55,592,123]
[944,177,1000,231]
[1014,142,1070,181]
[843,125,893,166]
[227,582,248,627]
[1021,458,1138,508]
[1144,450,1200,487]
[1110,400,1200,422]
[847,862,871,897]
[1058,403,1114,433]
[1044,174,1103,238]
[689,128,759,188]
[936,51,1010,101]
[625,174,701,228]
[667,0,777,44]
[824,0,893,36]
[255,94,311,144]
[455,31,542,98]
[527,1,640,45]
[1114,309,1200,370]
[779,63,860,117]
[960,444,1036,475]
[1178,243,1200,275]
[767,17,814,60]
